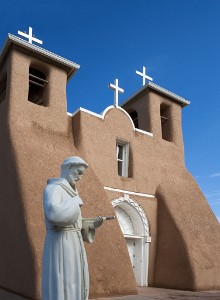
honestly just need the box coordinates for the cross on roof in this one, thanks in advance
[108,79,124,107]
[18,27,43,45]
[136,66,153,86]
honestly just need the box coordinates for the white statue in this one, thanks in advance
[42,156,103,300]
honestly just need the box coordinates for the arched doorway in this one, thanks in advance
[112,195,151,286]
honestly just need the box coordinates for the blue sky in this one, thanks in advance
[1,0,220,221]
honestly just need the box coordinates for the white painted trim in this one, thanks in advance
[67,112,73,117]
[71,108,81,117]
[71,106,154,138]
[99,105,136,129]
[72,107,103,119]
[104,186,155,198]
[112,195,151,236]
[102,105,117,119]
[72,106,135,127]
[0,34,80,80]
[122,81,190,108]
[124,234,144,239]
[149,82,190,105]
[116,140,129,177]
[8,34,80,69]
[112,195,151,286]
[135,128,153,137]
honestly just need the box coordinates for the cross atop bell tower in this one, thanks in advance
[18,27,43,45]
[136,66,153,86]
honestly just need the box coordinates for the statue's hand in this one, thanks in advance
[92,216,103,229]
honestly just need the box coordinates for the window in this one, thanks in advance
[129,111,139,128]
[28,67,48,105]
[116,140,129,177]
[160,104,172,141]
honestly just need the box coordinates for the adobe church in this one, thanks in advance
[0,30,220,300]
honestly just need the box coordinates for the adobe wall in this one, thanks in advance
[0,40,219,299]
[72,107,184,196]
[72,105,220,291]
[0,54,36,297]
[0,48,137,299]
[155,169,220,291]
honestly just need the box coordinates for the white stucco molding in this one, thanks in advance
[72,107,104,119]
[71,106,153,137]
[112,194,151,238]
[104,186,155,198]
[135,128,153,137]
[122,82,190,108]
[0,34,80,80]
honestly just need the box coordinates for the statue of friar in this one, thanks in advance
[42,156,103,300]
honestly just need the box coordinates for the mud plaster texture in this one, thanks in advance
[0,41,219,300]
[72,92,220,292]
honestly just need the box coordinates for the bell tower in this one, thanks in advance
[122,82,190,159]
[0,32,80,134]
[0,31,80,298]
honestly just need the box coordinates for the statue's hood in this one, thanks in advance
[47,178,68,186]
[47,178,81,201]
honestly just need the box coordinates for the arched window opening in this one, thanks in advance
[160,104,172,141]
[129,111,139,128]
[28,67,48,105]
[0,74,7,105]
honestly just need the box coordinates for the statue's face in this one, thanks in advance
[67,165,86,187]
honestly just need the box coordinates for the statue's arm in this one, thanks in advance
[43,185,80,226]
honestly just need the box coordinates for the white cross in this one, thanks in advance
[108,79,124,107]
[136,66,153,86]
[18,27,43,45]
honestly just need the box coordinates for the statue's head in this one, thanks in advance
[61,156,88,188]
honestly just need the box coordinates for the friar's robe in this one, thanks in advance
[42,178,95,300]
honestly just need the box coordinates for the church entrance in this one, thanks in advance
[112,195,151,286]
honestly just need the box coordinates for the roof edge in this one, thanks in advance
[0,34,80,80]
[122,82,190,108]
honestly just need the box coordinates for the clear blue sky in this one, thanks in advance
[1,0,220,221]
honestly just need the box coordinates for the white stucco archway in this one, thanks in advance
[112,194,151,286]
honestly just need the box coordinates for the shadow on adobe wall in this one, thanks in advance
[154,186,195,290]
[0,98,36,298]
[155,171,220,291]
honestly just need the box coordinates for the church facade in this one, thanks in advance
[0,33,220,299]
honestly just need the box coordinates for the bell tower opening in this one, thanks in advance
[129,111,139,128]
[0,74,7,105]
[28,67,48,106]
[160,103,172,142]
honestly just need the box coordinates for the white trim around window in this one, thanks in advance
[116,139,129,177]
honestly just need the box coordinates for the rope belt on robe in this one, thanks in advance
[47,226,81,232]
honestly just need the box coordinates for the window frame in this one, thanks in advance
[116,139,129,177]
